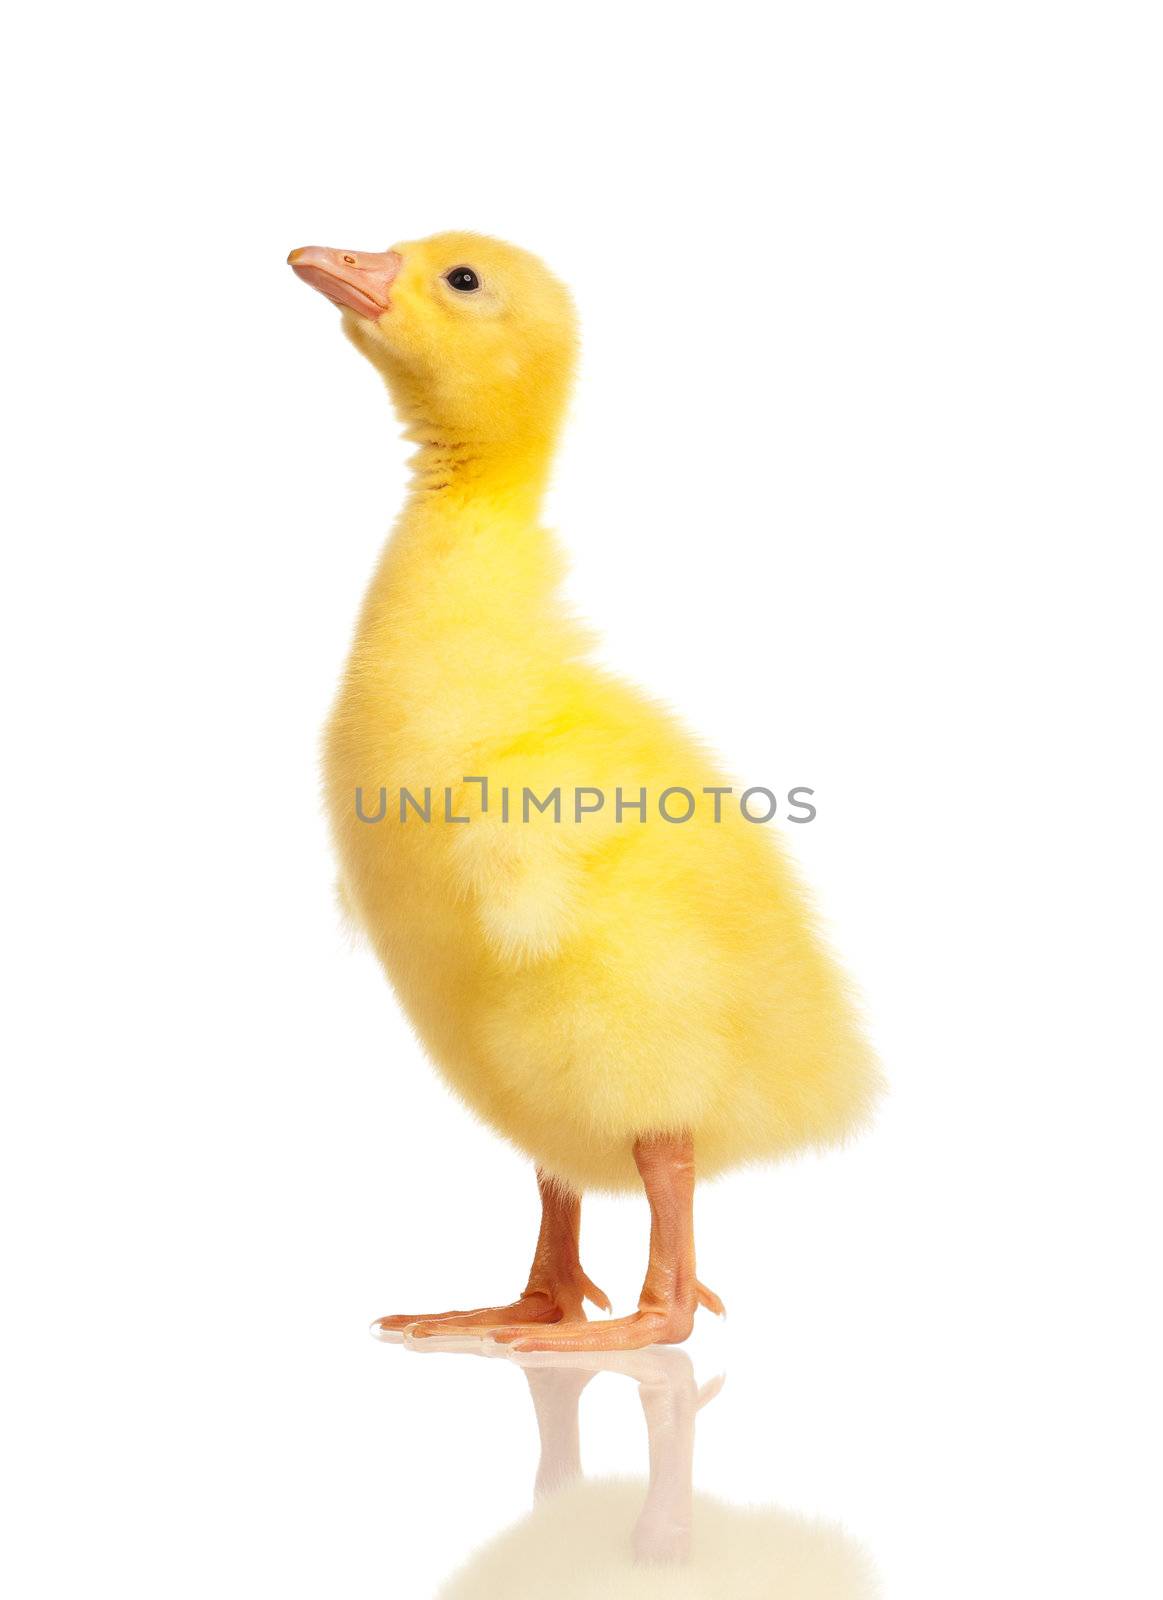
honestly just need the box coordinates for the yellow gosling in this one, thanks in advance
[290,231,881,1351]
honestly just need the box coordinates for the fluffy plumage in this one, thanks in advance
[322,231,880,1193]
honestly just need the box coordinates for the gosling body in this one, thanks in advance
[292,231,880,1347]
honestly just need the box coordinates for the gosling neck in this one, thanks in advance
[405,427,558,518]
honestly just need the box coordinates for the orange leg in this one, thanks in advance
[372,1169,610,1341]
[488,1133,723,1354]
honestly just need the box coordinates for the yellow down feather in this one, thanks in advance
[324,231,880,1192]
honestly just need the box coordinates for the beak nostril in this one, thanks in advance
[289,245,398,317]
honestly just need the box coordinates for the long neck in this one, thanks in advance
[350,428,569,679]
[407,431,555,515]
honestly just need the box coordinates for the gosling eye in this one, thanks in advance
[445,265,481,293]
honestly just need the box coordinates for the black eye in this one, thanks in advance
[445,266,480,293]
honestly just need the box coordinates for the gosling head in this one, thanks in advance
[288,230,577,454]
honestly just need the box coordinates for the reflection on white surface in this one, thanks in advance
[398,1344,878,1597]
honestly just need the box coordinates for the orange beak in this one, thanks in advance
[287,246,402,319]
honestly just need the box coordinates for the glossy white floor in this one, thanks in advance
[12,998,1155,1597]
[293,1107,1158,1598]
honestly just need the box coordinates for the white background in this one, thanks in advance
[3,2,1161,1595]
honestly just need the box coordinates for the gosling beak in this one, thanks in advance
[287,246,402,319]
